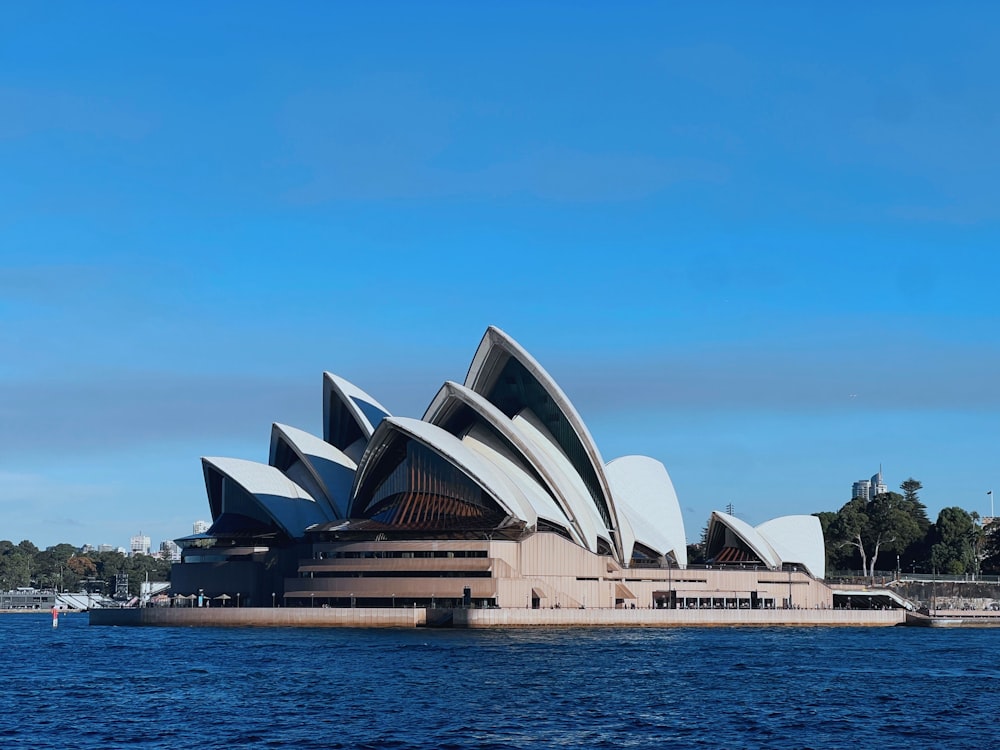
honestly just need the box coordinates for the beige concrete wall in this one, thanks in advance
[287,576,495,601]
[90,606,905,629]
[494,534,833,611]
[453,608,906,628]
[291,533,835,612]
[89,607,426,628]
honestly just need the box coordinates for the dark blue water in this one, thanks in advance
[2,614,996,749]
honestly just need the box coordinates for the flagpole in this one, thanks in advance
[989,490,994,519]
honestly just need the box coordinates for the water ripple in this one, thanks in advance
[2,617,999,748]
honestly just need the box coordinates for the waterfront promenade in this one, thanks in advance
[89,606,906,628]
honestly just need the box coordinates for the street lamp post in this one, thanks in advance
[236,592,241,608]
[272,592,276,608]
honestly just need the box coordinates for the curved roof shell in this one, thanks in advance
[463,326,624,560]
[605,455,688,568]
[322,372,391,462]
[202,456,329,539]
[423,381,600,551]
[756,515,826,579]
[349,416,540,530]
[706,511,780,570]
[269,423,357,519]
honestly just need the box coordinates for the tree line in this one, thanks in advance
[0,540,171,597]
[817,478,998,577]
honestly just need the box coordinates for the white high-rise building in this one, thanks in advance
[852,469,888,501]
[130,533,151,556]
[192,520,209,534]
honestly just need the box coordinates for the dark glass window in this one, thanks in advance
[327,394,364,450]
[353,432,506,530]
[272,436,298,473]
[206,466,224,519]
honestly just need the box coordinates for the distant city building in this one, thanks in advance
[192,520,209,534]
[97,544,114,553]
[852,469,888,501]
[160,540,181,562]
[0,589,57,609]
[130,533,151,556]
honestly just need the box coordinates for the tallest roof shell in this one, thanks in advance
[463,326,624,561]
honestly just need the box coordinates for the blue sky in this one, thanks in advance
[2,3,998,550]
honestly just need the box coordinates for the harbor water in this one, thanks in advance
[2,613,996,749]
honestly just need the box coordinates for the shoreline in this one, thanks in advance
[88,606,908,628]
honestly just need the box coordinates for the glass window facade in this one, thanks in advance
[353,432,507,530]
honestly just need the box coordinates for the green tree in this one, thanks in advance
[815,511,852,572]
[930,507,977,574]
[34,544,82,591]
[981,522,1000,573]
[970,512,985,576]
[899,478,930,530]
[67,555,97,579]
[829,493,923,578]
[17,540,38,556]
[0,544,32,589]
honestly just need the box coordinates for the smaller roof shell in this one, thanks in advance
[605,455,688,568]
[269,423,357,519]
[350,416,539,528]
[322,372,391,461]
[707,511,780,570]
[202,456,328,539]
[756,515,826,579]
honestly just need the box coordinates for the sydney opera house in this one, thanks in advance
[173,327,832,612]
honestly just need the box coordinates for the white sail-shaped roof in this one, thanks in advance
[757,515,826,579]
[707,511,780,570]
[323,372,391,462]
[269,423,357,519]
[461,424,575,538]
[464,326,624,560]
[423,381,599,552]
[511,408,611,553]
[202,456,329,538]
[605,455,688,568]
[350,416,539,528]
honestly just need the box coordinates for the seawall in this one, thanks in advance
[89,607,428,628]
[452,608,905,627]
[89,607,906,628]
